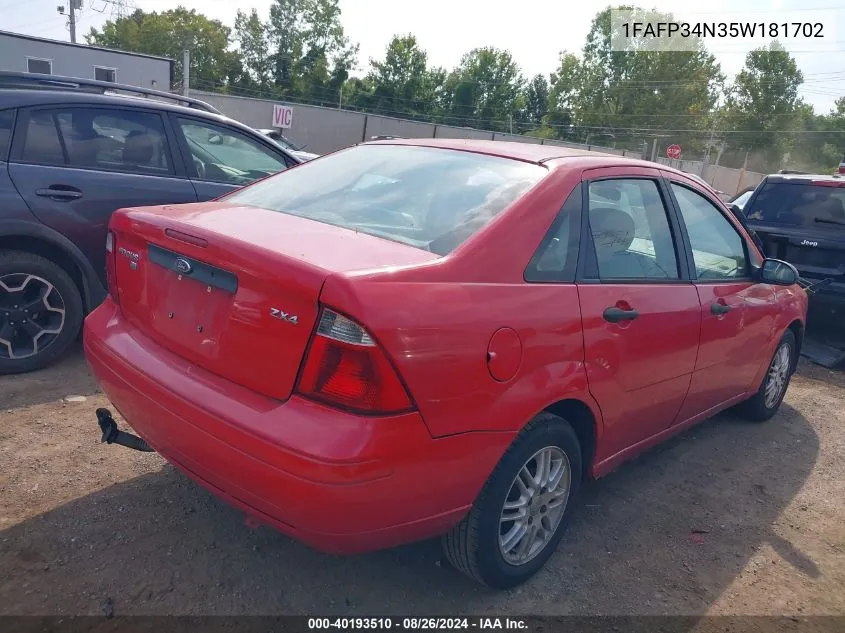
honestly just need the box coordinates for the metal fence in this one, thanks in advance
[193,89,762,196]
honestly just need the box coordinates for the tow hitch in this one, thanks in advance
[96,408,155,452]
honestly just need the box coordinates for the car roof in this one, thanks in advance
[364,137,664,168]
[764,174,845,185]
[0,87,232,119]
[0,88,279,139]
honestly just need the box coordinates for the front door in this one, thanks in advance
[169,115,293,201]
[8,106,197,287]
[576,169,702,460]
[667,178,777,419]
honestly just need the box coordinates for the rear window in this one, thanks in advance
[222,144,547,255]
[0,109,13,161]
[745,182,845,229]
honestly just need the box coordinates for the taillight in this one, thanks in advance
[296,308,414,414]
[105,230,119,305]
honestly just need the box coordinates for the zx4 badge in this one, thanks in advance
[270,307,299,325]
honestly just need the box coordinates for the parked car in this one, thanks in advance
[85,139,806,589]
[742,173,845,319]
[257,128,319,161]
[686,172,729,202]
[729,188,754,211]
[0,71,301,374]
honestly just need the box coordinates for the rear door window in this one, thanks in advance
[745,182,845,229]
[19,107,173,176]
[0,109,14,161]
[20,111,65,165]
[586,179,680,280]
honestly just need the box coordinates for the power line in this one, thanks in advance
[202,78,841,121]
[192,80,845,135]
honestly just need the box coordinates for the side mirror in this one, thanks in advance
[760,258,798,286]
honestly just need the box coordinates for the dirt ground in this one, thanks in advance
[1,344,843,617]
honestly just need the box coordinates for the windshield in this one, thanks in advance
[745,182,845,228]
[222,145,548,255]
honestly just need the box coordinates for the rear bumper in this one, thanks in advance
[83,300,511,554]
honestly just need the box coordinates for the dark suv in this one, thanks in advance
[740,174,845,319]
[0,72,301,374]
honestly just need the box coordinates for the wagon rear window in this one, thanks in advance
[745,182,845,229]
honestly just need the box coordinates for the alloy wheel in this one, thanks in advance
[764,342,792,409]
[498,445,571,566]
[0,273,66,360]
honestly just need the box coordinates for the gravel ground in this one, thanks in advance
[0,344,843,617]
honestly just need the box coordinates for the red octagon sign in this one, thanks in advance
[667,144,682,160]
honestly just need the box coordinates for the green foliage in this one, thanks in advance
[85,8,241,89]
[442,47,525,131]
[523,75,550,126]
[573,6,724,151]
[86,3,844,172]
[354,35,441,117]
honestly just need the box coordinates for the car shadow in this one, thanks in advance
[0,403,818,616]
[0,343,101,410]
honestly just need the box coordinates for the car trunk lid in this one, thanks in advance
[109,201,439,400]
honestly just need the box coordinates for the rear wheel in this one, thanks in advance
[441,412,582,588]
[0,251,83,375]
[737,330,796,422]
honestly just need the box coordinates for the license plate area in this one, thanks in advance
[146,244,237,348]
[147,244,238,293]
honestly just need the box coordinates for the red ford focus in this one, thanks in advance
[84,139,807,588]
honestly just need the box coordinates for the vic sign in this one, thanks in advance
[666,144,682,160]
[272,104,293,129]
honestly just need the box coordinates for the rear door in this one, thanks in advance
[576,167,701,457]
[168,115,294,200]
[7,105,197,286]
[744,178,845,288]
[667,177,777,417]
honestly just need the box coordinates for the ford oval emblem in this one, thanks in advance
[174,258,193,274]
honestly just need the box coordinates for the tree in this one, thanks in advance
[523,74,550,125]
[234,9,273,91]
[574,6,723,149]
[357,35,443,117]
[266,0,358,103]
[444,47,525,131]
[86,8,239,91]
[722,41,804,167]
[543,51,581,139]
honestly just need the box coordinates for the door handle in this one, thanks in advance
[603,306,640,323]
[35,187,82,200]
[711,302,732,315]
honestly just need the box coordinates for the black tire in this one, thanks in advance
[736,330,796,422]
[441,412,582,588]
[0,250,83,375]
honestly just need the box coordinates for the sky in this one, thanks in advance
[3,0,844,113]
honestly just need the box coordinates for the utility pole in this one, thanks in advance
[508,114,513,135]
[69,0,80,43]
[182,49,190,96]
[703,109,719,179]
[338,87,342,110]
[58,0,82,43]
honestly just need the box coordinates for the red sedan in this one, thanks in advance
[84,139,807,588]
